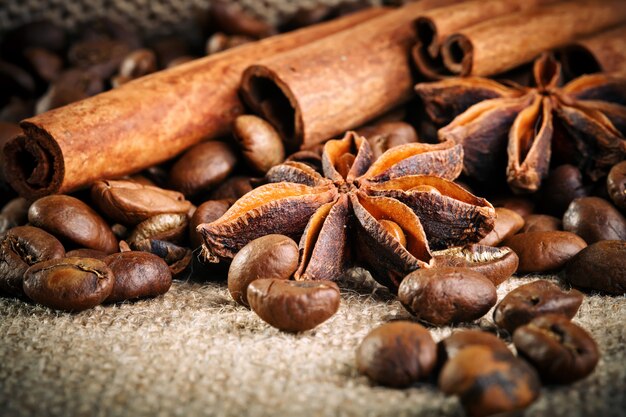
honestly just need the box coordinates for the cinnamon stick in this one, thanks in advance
[557,25,626,78]
[239,0,464,150]
[441,0,626,77]
[2,7,387,198]
[411,0,553,79]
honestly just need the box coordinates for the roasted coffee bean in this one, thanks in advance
[607,160,626,211]
[0,226,65,296]
[149,36,190,68]
[563,197,626,243]
[398,267,497,326]
[23,257,114,311]
[28,195,118,254]
[564,240,626,295]
[104,251,172,302]
[0,96,35,123]
[1,197,29,226]
[478,207,524,246]
[438,330,511,365]
[169,141,238,197]
[513,314,599,384]
[439,345,540,417]
[494,280,583,333]
[205,33,254,55]
[490,195,534,218]
[118,49,157,79]
[68,39,131,79]
[228,234,299,307]
[356,121,418,159]
[539,164,589,216]
[233,115,285,174]
[430,245,518,287]
[23,47,63,83]
[131,239,192,277]
[189,199,230,248]
[65,248,108,260]
[166,56,195,68]
[111,223,129,240]
[35,68,104,114]
[502,231,586,273]
[127,213,188,246]
[247,278,340,332]
[0,20,66,62]
[209,0,277,38]
[0,60,36,100]
[356,321,437,387]
[279,5,333,31]
[75,17,141,49]
[208,176,255,201]
[91,179,191,225]
[521,214,562,233]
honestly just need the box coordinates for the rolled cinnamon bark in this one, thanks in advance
[239,0,464,151]
[441,0,626,77]
[2,7,387,199]
[411,0,552,79]
[557,25,626,78]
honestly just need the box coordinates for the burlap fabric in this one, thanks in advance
[1,270,624,417]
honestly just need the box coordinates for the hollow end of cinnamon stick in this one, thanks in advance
[3,123,63,199]
[412,18,448,80]
[240,65,303,152]
[442,33,473,75]
[556,45,602,79]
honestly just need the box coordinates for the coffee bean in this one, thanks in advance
[607,161,626,211]
[398,267,497,326]
[478,207,524,246]
[131,239,192,278]
[118,49,157,79]
[68,39,131,79]
[247,278,340,332]
[35,68,104,114]
[563,197,626,243]
[493,280,583,333]
[438,330,511,364]
[209,0,277,38]
[564,240,626,295]
[430,244,518,287]
[356,321,437,387]
[23,47,63,83]
[521,214,562,233]
[539,164,589,216]
[127,213,188,246]
[513,314,599,384]
[0,20,66,62]
[65,248,108,260]
[104,251,172,302]
[502,231,586,273]
[23,257,114,311]
[0,226,65,296]
[189,199,230,248]
[149,36,190,68]
[0,96,34,123]
[169,141,238,197]
[1,197,29,226]
[0,60,36,100]
[490,195,534,218]
[439,345,540,417]
[233,115,285,174]
[356,121,418,159]
[208,176,255,201]
[205,33,254,55]
[166,56,195,69]
[91,179,191,225]
[228,234,299,307]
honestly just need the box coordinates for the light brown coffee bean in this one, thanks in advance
[23,257,114,311]
[490,196,534,218]
[398,267,497,326]
[564,240,626,295]
[208,176,255,201]
[104,251,171,302]
[607,161,626,211]
[356,121,418,159]
[502,231,586,273]
[521,214,562,233]
[118,48,157,79]
[228,234,298,307]
[513,314,599,384]
[247,278,340,332]
[127,213,188,246]
[205,32,253,55]
[189,199,230,248]
[28,195,118,254]
[563,197,626,243]
[233,115,285,174]
[493,280,583,333]
[68,38,131,79]
[478,207,524,246]
[438,330,511,365]
[356,321,436,388]
[65,248,108,260]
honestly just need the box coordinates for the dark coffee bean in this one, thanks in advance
[285,149,323,172]
[68,39,131,79]
[564,240,626,295]
[1,21,66,62]
[28,195,118,254]
[228,234,299,307]
[279,5,333,31]
[149,36,191,68]
[502,231,586,273]
[563,197,626,243]
[0,226,65,296]
[438,330,511,364]
[0,96,34,123]
[539,164,589,216]
[356,121,418,159]
[521,214,562,233]
[118,49,157,79]
[75,18,140,49]
[104,251,172,302]
[430,244,518,287]
[398,267,497,326]
[35,69,104,114]
[23,47,63,83]
[65,248,108,260]
[205,33,254,55]
[169,141,237,197]
[247,278,340,332]
[131,239,192,278]
[127,213,188,246]
[209,0,277,38]
[356,321,437,387]
[189,199,230,248]
[91,179,191,225]
[490,196,534,218]
[0,60,36,99]
[607,161,626,211]
[513,314,599,384]
[23,257,114,311]
[233,115,285,174]
[478,207,524,246]
[208,176,255,201]
[439,345,540,417]
[1,197,29,226]
[494,280,583,333]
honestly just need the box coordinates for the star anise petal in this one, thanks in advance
[266,161,329,186]
[322,131,373,182]
[574,100,626,135]
[533,53,562,90]
[363,175,495,250]
[562,72,626,105]
[199,182,338,261]
[507,96,554,193]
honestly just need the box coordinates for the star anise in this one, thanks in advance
[415,53,626,193]
[199,132,495,290]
